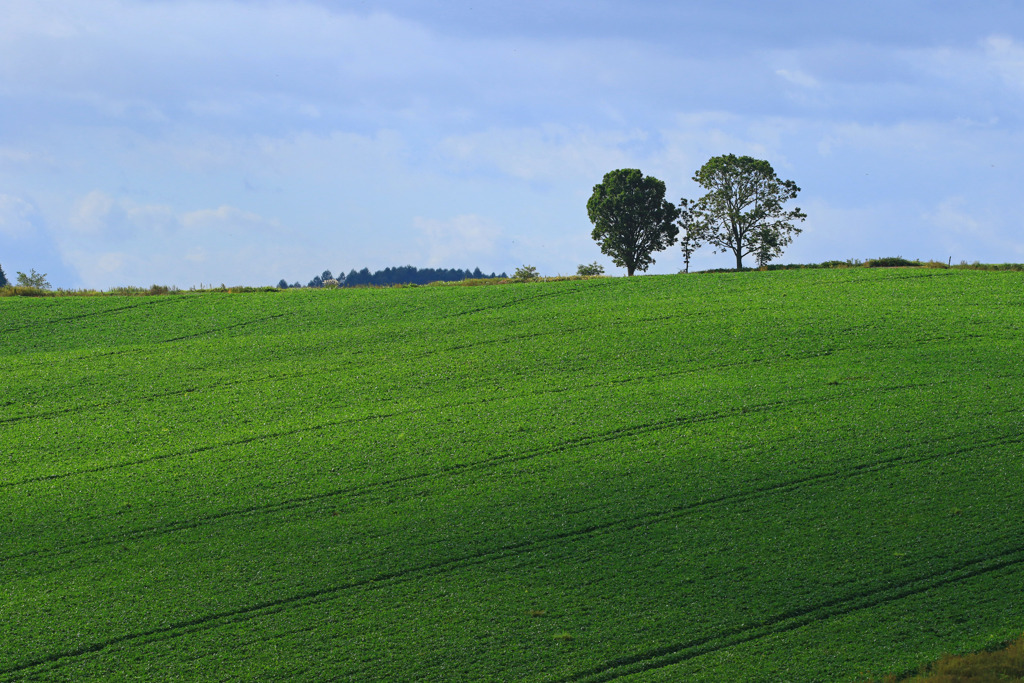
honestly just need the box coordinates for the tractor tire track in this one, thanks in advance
[4,357,1016,495]
[6,407,1020,580]
[158,313,290,343]
[6,466,1024,680]
[439,279,618,319]
[1,373,892,491]
[3,307,1011,427]
[559,547,1024,682]
[0,296,183,335]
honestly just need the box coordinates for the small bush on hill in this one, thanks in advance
[576,262,605,276]
[513,265,540,281]
[866,257,921,268]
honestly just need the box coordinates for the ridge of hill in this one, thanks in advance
[1,269,1022,681]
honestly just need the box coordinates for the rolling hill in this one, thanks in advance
[2,268,1022,681]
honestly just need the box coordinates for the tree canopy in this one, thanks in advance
[0,263,8,287]
[689,154,805,270]
[16,268,50,289]
[587,169,679,276]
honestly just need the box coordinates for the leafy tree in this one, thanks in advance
[587,169,679,276]
[0,263,8,287]
[513,265,539,281]
[576,262,605,276]
[321,270,333,282]
[16,268,50,289]
[688,154,805,270]
[676,198,702,273]
[277,279,289,289]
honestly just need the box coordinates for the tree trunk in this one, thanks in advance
[735,251,743,270]
[627,265,635,276]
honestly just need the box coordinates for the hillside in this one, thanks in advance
[1,269,1022,681]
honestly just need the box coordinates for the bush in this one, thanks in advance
[576,262,605,276]
[865,257,920,268]
[513,265,540,281]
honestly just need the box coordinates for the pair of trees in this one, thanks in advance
[587,155,806,274]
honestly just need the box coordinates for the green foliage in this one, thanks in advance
[866,256,922,267]
[513,264,540,281]
[687,154,806,269]
[676,197,702,273]
[1,270,1023,681]
[0,262,8,287]
[15,268,50,290]
[587,168,680,276]
[576,262,605,276]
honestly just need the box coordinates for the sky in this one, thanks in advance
[2,0,1024,289]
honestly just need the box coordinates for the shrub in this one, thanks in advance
[576,262,605,276]
[865,257,920,268]
[323,279,340,289]
[513,265,540,281]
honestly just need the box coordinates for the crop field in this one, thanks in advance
[1,268,1022,681]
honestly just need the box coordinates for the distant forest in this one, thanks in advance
[278,266,509,289]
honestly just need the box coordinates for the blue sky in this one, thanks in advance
[3,0,1024,288]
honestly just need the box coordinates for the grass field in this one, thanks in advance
[2,268,1022,681]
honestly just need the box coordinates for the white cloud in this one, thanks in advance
[70,191,176,239]
[0,194,40,239]
[69,190,116,234]
[438,126,641,184]
[413,215,503,267]
[924,197,1024,262]
[776,69,819,88]
[56,192,304,288]
[984,35,1024,91]
[181,205,278,233]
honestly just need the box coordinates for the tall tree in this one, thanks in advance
[689,154,805,270]
[0,263,8,287]
[587,169,679,276]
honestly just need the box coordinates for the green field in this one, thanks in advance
[2,269,1022,681]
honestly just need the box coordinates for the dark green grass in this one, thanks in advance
[1,269,1022,681]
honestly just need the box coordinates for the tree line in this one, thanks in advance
[587,154,806,275]
[278,265,510,289]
